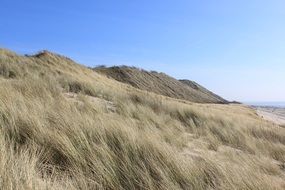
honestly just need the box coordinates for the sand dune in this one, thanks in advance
[1,48,285,190]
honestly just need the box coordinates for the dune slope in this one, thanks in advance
[94,66,228,104]
[0,48,285,190]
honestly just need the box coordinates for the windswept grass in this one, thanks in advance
[94,66,228,104]
[0,48,285,189]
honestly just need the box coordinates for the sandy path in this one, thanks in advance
[256,107,285,125]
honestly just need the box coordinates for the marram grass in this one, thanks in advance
[0,49,284,189]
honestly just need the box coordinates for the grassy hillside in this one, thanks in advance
[179,79,226,103]
[94,66,228,104]
[0,48,285,190]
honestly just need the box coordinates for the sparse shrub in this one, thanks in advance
[0,62,21,78]
[129,93,163,112]
[129,93,143,104]
[68,80,84,93]
[58,76,97,97]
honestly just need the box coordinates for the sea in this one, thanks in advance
[244,102,285,108]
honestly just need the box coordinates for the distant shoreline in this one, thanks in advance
[252,106,285,125]
[244,102,285,108]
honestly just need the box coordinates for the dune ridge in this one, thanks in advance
[0,48,285,190]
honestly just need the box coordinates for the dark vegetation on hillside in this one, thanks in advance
[94,66,228,104]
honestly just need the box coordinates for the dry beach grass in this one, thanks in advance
[0,48,285,189]
[94,66,227,104]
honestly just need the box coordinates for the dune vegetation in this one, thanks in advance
[94,66,227,104]
[0,48,285,190]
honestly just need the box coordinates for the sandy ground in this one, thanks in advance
[255,107,285,126]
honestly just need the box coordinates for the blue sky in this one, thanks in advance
[1,0,285,102]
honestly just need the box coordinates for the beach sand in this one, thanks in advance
[255,107,285,126]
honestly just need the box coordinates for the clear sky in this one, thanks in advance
[1,0,285,102]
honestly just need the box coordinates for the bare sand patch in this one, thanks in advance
[256,107,285,125]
